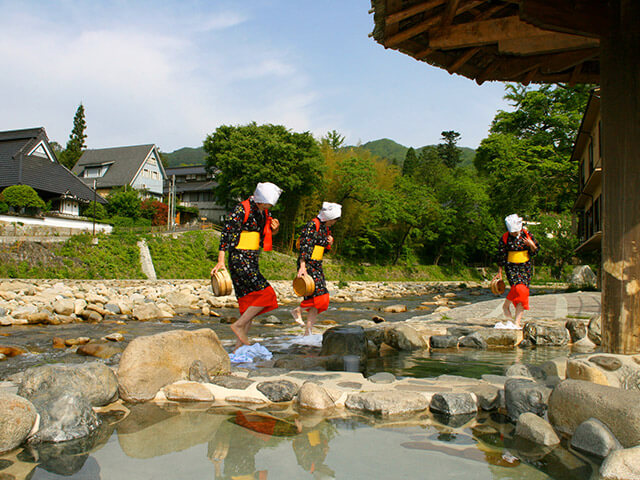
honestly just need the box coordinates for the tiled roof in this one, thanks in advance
[73,144,158,188]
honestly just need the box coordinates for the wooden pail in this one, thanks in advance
[293,275,315,297]
[490,278,506,296]
[211,270,233,296]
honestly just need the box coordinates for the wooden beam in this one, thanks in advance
[475,60,500,85]
[447,47,481,73]
[440,0,462,28]
[521,67,538,85]
[474,3,510,22]
[499,32,599,55]
[520,0,609,38]
[493,48,598,79]
[415,47,435,59]
[385,0,446,26]
[569,62,582,86]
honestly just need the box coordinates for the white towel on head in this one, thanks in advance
[318,202,342,222]
[505,214,523,233]
[253,182,282,206]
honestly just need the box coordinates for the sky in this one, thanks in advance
[0,0,512,153]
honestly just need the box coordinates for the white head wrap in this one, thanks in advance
[318,202,342,222]
[253,182,282,206]
[505,214,523,233]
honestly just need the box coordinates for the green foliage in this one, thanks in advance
[146,231,220,278]
[106,187,142,218]
[59,103,87,169]
[162,146,206,167]
[437,130,462,168]
[402,147,418,176]
[0,185,46,210]
[0,202,7,214]
[141,199,168,226]
[323,130,345,150]
[80,201,107,220]
[527,212,580,279]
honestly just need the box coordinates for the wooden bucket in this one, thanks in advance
[490,278,506,296]
[293,275,315,297]
[211,270,233,296]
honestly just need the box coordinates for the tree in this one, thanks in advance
[141,199,168,225]
[323,130,345,151]
[437,130,462,169]
[80,201,107,220]
[0,185,46,212]
[402,147,418,176]
[106,187,141,219]
[58,103,87,170]
[528,212,580,279]
[203,123,325,246]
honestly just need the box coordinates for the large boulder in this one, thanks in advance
[548,379,640,448]
[296,382,335,410]
[383,324,427,351]
[569,265,597,287]
[515,412,560,446]
[320,326,368,363]
[599,446,640,480]
[523,321,569,346]
[429,335,458,349]
[471,328,519,347]
[18,363,118,407]
[0,394,37,453]
[570,418,622,459]
[565,319,588,343]
[28,392,100,443]
[117,328,230,402]
[587,314,601,345]
[346,391,429,416]
[504,378,551,422]
[429,393,477,416]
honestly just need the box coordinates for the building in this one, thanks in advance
[164,165,226,222]
[572,89,602,255]
[0,127,105,216]
[73,144,166,200]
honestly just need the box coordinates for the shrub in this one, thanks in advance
[80,201,107,220]
[0,185,46,210]
[141,199,169,226]
[0,201,8,214]
[106,187,141,218]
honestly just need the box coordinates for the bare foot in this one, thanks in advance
[291,307,304,326]
[230,323,250,346]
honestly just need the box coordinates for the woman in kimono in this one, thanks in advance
[212,182,282,349]
[292,202,341,335]
[493,213,540,328]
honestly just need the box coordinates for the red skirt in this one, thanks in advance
[238,286,278,316]
[507,284,530,310]
[300,293,330,314]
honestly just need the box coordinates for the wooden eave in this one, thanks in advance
[370,0,605,84]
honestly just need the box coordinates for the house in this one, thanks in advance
[164,165,226,222]
[0,127,105,216]
[73,144,166,200]
[572,89,602,254]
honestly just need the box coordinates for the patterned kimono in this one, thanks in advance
[219,198,278,315]
[297,218,332,313]
[497,229,540,310]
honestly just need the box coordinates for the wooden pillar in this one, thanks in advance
[600,0,640,353]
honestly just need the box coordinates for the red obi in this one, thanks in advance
[507,283,530,310]
[300,293,330,314]
[238,286,278,315]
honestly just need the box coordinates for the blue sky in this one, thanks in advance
[0,0,511,152]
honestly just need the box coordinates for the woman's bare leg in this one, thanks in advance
[291,306,304,326]
[514,303,525,327]
[502,299,513,319]
[305,308,319,336]
[231,306,263,350]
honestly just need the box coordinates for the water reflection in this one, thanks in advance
[0,404,598,480]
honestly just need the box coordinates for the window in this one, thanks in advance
[594,196,601,232]
[588,141,594,174]
[598,120,602,159]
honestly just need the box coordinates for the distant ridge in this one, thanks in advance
[162,146,206,167]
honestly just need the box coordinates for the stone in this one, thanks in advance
[320,326,368,361]
[475,384,502,411]
[103,332,124,342]
[429,335,458,349]
[18,363,118,407]
[76,342,122,359]
[117,328,230,402]
[383,324,427,351]
[297,382,335,410]
[52,299,74,316]
[26,311,53,325]
[210,375,254,390]
[260,315,282,325]
[523,322,569,346]
[566,358,611,386]
[0,346,26,357]
[80,310,103,323]
[164,291,198,309]
[430,393,477,416]
[565,319,588,342]
[188,360,211,383]
[473,328,519,347]
[589,355,623,372]
[256,380,299,402]
[367,372,396,384]
[104,303,121,314]
[587,314,601,345]
[28,392,100,443]
[346,391,429,416]
[549,379,640,448]
[572,336,597,353]
[371,315,385,323]
[515,412,560,446]
[599,446,640,480]
[505,363,546,381]
[504,378,551,422]
[570,418,622,459]
[132,303,173,321]
[163,382,214,402]
[65,337,91,346]
[0,394,37,453]
[459,333,488,349]
[363,327,385,346]
[570,265,597,287]
[380,304,407,313]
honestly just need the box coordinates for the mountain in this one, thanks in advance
[349,139,476,167]
[162,147,206,167]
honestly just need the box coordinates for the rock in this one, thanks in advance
[103,332,124,342]
[0,346,26,357]
[132,303,173,321]
[523,321,569,346]
[28,392,100,443]
[104,303,121,314]
[372,315,385,323]
[540,358,567,379]
[76,342,123,359]
[429,335,458,349]
[65,337,91,346]
[163,382,214,402]
[85,293,108,304]
[570,418,622,458]
[363,327,385,346]
[74,299,87,315]
[117,328,230,402]
[0,394,37,453]
[384,324,427,351]
[346,391,428,416]
[570,265,597,287]
[367,372,396,384]
[587,314,601,345]
[164,291,197,309]
[505,363,546,381]
[430,393,477,416]
[80,310,103,323]
[599,446,640,480]
[473,328,519,347]
[210,375,254,390]
[53,299,74,316]
[504,378,551,422]
[589,355,623,372]
[26,311,54,325]
[475,384,501,411]
[18,363,118,407]
[320,326,368,362]
[565,319,588,342]
[257,380,299,402]
[260,315,282,325]
[189,360,211,383]
[572,336,597,352]
[0,353,6,361]
[297,382,335,410]
[566,358,611,386]
[515,412,560,446]
[459,333,488,349]
[380,304,407,313]
[549,379,640,447]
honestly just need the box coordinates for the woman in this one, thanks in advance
[292,202,341,335]
[212,182,282,350]
[493,213,540,328]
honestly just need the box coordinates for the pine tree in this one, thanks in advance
[59,104,87,170]
[437,130,462,169]
[402,147,418,176]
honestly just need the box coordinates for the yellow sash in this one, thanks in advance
[236,231,260,250]
[307,430,321,446]
[508,250,530,263]
[311,245,324,260]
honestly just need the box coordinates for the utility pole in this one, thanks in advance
[171,174,176,230]
[92,179,96,238]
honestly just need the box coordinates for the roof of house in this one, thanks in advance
[0,127,106,203]
[73,144,164,188]
[165,165,207,176]
[169,180,217,194]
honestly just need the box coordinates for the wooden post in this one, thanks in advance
[600,0,640,354]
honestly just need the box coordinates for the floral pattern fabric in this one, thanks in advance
[220,199,270,299]
[497,230,540,288]
[297,218,331,300]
